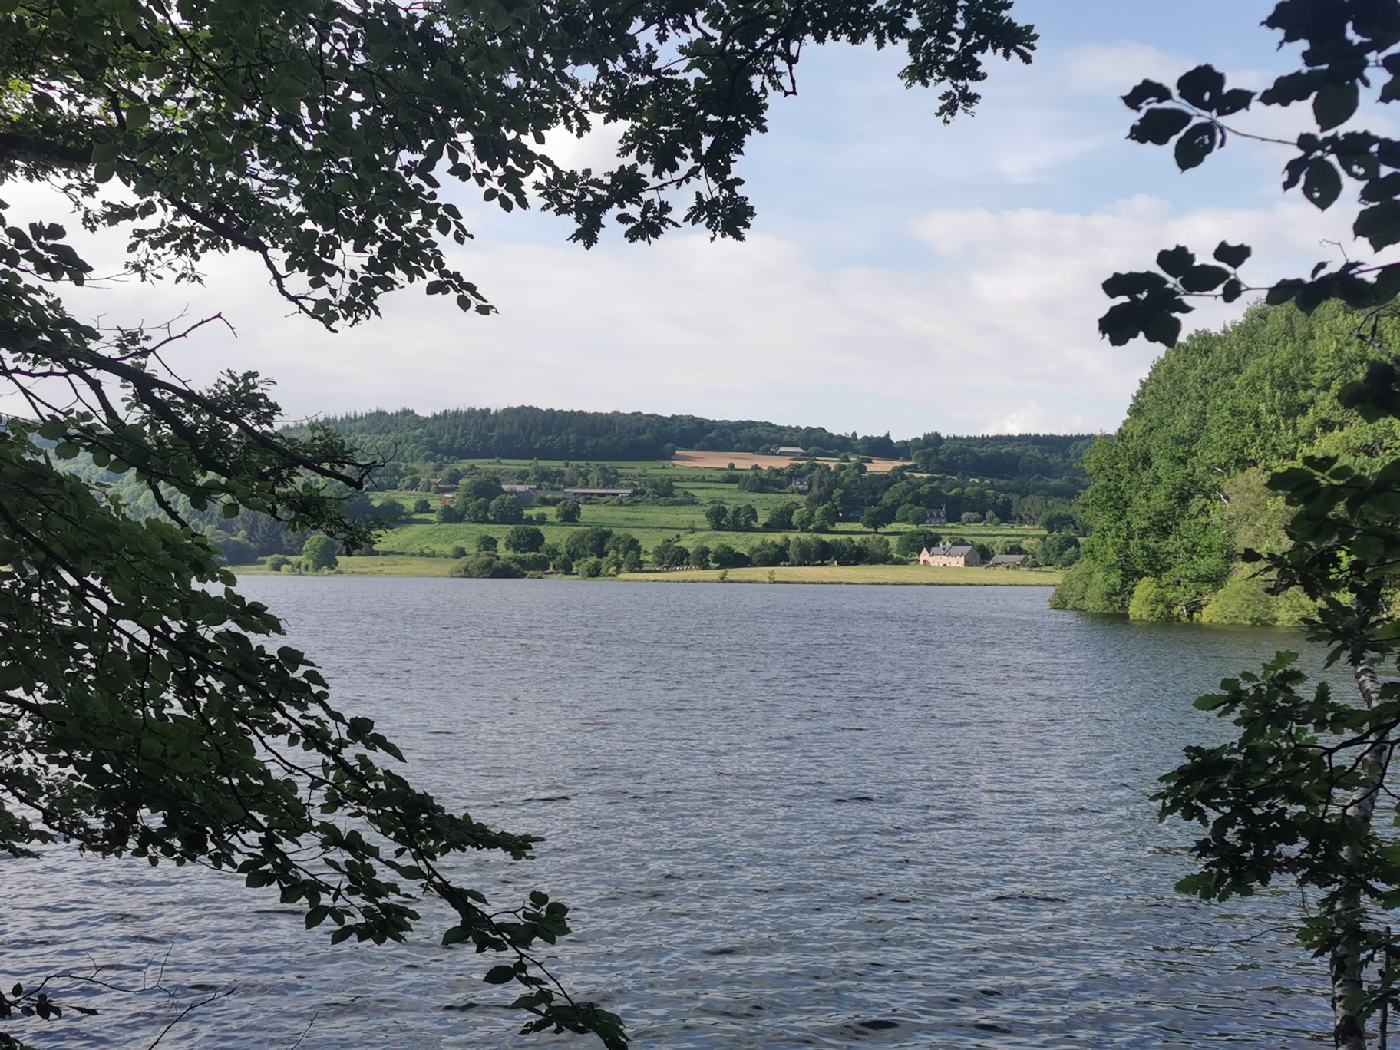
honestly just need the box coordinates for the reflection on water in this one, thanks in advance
[1,579,1330,1047]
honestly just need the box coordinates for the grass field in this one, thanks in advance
[353,451,1049,564]
[239,557,1060,585]
[618,565,1063,586]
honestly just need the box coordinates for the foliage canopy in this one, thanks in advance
[0,0,1036,1043]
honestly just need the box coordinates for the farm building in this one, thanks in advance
[919,543,982,568]
[562,487,633,500]
[776,446,806,456]
[986,554,1028,568]
[502,483,538,506]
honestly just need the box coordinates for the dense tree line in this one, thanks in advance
[1054,302,1400,623]
[302,405,1094,471]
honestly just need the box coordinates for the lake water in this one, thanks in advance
[3,579,1334,1047]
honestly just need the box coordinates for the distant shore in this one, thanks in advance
[237,556,1062,587]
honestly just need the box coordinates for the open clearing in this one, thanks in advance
[671,449,911,473]
[617,565,1063,586]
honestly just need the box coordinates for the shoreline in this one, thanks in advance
[237,557,1063,587]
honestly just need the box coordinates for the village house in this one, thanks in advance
[919,542,982,567]
[502,483,538,506]
[924,505,948,526]
[986,553,1028,568]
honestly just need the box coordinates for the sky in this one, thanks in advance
[19,1,1378,438]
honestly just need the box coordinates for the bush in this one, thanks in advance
[860,536,892,564]
[450,554,524,579]
[565,527,613,560]
[749,539,787,566]
[575,556,610,578]
[488,494,524,524]
[476,535,498,553]
[1051,563,1123,613]
[711,543,749,569]
[265,554,291,572]
[413,498,432,513]
[302,534,339,572]
[1200,571,1310,626]
[504,525,545,553]
[895,529,940,559]
[1127,576,1176,621]
[450,545,468,559]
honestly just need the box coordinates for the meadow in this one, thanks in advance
[365,454,1047,562]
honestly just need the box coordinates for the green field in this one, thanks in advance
[371,453,1043,559]
[619,565,1063,586]
[239,555,463,578]
[240,556,1060,585]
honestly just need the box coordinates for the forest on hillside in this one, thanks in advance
[301,405,1092,485]
[1053,302,1400,624]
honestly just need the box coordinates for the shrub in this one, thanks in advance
[711,543,749,569]
[265,554,291,572]
[1051,563,1123,613]
[1128,576,1176,622]
[450,554,524,579]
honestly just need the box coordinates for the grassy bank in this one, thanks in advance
[619,565,1063,585]
[237,558,1062,586]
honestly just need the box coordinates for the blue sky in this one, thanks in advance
[24,1,1370,437]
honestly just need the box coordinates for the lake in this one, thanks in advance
[2,579,1332,1047]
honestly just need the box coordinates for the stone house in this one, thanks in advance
[918,543,981,567]
[986,553,1028,568]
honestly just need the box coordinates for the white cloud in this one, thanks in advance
[16,189,1364,441]
[1062,43,1185,95]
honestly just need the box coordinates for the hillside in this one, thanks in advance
[302,405,1092,490]
[1052,301,1400,624]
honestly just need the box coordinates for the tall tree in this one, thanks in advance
[1098,3,1400,1046]
[0,0,1035,1045]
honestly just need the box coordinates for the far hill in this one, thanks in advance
[302,406,1094,488]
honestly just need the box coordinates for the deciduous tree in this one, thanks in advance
[0,0,1036,1043]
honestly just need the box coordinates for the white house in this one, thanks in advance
[776,446,806,456]
[919,543,981,568]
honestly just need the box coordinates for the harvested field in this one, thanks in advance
[671,449,911,473]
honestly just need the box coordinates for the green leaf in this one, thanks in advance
[1156,246,1194,278]
[1355,200,1400,251]
[1173,122,1218,171]
[1122,80,1172,109]
[1212,241,1251,268]
[483,965,517,984]
[1128,107,1192,146]
[1176,65,1225,109]
[441,925,468,946]
[1180,264,1230,293]
[1313,81,1359,131]
[1301,159,1341,210]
